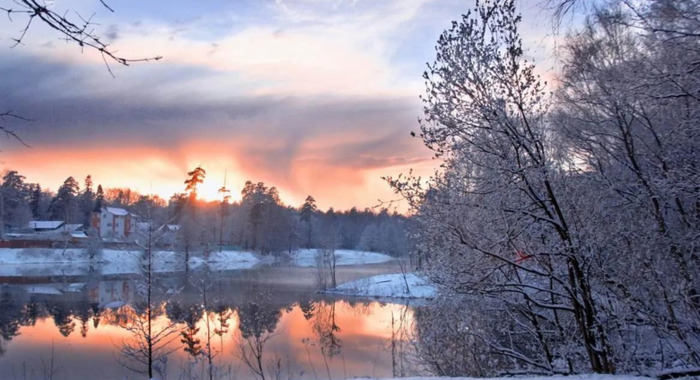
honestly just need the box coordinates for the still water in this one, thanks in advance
[0,264,416,380]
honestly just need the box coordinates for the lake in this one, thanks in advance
[0,262,418,380]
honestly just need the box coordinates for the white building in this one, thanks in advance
[91,207,134,240]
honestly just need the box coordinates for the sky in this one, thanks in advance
[0,0,565,211]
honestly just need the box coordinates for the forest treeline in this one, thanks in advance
[0,168,408,256]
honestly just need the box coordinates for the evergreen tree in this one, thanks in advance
[93,184,105,212]
[300,195,318,248]
[240,181,286,253]
[28,183,42,219]
[0,170,31,230]
[184,166,206,202]
[80,175,96,227]
[48,176,80,222]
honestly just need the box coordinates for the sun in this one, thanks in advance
[195,175,242,203]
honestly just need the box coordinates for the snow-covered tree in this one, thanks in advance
[0,170,31,232]
[393,0,700,375]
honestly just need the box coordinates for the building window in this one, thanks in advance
[107,223,112,227]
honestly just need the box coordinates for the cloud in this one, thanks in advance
[0,0,568,210]
[0,52,430,209]
[1,0,439,98]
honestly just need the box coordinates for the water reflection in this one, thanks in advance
[0,266,415,380]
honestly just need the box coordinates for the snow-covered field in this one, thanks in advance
[326,272,437,299]
[0,248,259,276]
[291,248,393,267]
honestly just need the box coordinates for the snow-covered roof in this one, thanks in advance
[166,224,181,231]
[71,231,88,239]
[104,207,129,216]
[28,221,64,230]
[62,224,84,232]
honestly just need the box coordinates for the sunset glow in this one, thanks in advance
[0,0,556,211]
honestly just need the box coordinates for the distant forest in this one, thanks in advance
[0,167,408,256]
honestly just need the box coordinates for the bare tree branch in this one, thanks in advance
[0,0,162,68]
[0,111,31,147]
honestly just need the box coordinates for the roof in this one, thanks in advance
[63,224,84,232]
[104,207,129,216]
[28,221,65,230]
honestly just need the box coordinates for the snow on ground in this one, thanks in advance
[0,248,390,277]
[356,376,652,380]
[291,249,393,267]
[207,250,259,271]
[0,248,260,276]
[188,250,259,271]
[0,248,89,264]
[326,272,437,299]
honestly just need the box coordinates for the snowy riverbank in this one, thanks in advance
[0,248,259,277]
[290,249,393,267]
[0,248,395,277]
[326,272,437,299]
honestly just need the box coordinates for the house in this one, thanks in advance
[28,221,65,232]
[91,207,134,240]
[8,221,88,241]
[154,224,179,246]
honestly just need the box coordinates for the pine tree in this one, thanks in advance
[48,177,80,222]
[300,195,318,248]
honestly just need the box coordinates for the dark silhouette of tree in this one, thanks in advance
[49,302,75,337]
[0,288,22,343]
[185,166,206,202]
[176,166,207,263]
[218,180,231,252]
[22,298,44,327]
[180,304,204,358]
[93,184,105,212]
[28,183,42,219]
[48,176,80,222]
[75,298,93,338]
[299,300,315,321]
[1,170,31,233]
[240,181,291,253]
[300,195,318,248]
[236,293,282,380]
[312,301,342,359]
[79,175,95,227]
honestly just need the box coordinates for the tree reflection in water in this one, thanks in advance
[0,286,22,355]
[116,302,179,378]
[180,304,204,357]
[312,300,342,380]
[50,301,75,338]
[235,287,283,380]
[0,269,420,379]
